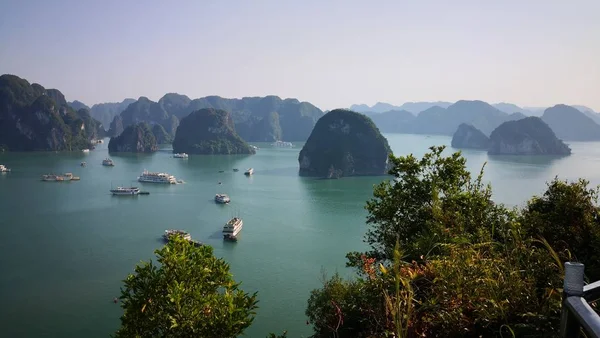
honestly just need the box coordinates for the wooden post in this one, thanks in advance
[561,262,585,337]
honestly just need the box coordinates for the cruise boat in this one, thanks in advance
[215,194,231,204]
[271,140,293,147]
[163,229,192,241]
[223,217,243,240]
[244,168,254,176]
[0,164,11,173]
[102,158,115,166]
[110,186,140,196]
[173,153,189,158]
[41,173,79,182]
[138,170,177,184]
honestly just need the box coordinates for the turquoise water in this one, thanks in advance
[1,134,600,337]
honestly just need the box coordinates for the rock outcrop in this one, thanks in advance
[108,122,158,153]
[108,96,179,137]
[298,109,392,178]
[0,74,102,151]
[541,104,600,141]
[451,123,490,150]
[488,117,571,155]
[172,108,255,155]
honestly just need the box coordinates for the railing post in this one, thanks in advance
[561,262,585,337]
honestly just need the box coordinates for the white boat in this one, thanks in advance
[82,149,90,153]
[138,170,177,184]
[223,217,243,240]
[244,168,254,176]
[102,158,115,166]
[0,165,11,173]
[41,173,79,182]
[163,229,192,241]
[215,194,231,204]
[271,141,293,147]
[173,153,189,158]
[110,186,140,196]
[250,145,259,150]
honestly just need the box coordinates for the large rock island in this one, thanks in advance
[108,122,158,153]
[0,74,104,151]
[172,108,255,155]
[298,109,392,178]
[451,123,490,150]
[488,117,571,156]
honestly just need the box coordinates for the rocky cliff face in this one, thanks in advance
[451,123,490,150]
[488,117,571,155]
[172,108,255,155]
[0,74,102,151]
[298,109,392,178]
[108,122,158,153]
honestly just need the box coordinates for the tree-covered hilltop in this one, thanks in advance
[298,109,392,178]
[108,97,179,138]
[541,104,600,141]
[0,74,103,151]
[67,100,90,111]
[488,116,571,155]
[451,123,490,150]
[172,108,255,155]
[108,122,158,153]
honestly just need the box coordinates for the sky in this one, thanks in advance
[0,0,598,111]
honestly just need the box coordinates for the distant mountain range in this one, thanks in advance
[82,94,324,143]
[352,101,600,141]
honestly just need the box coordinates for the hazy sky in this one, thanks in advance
[1,0,598,111]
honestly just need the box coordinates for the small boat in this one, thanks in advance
[244,168,254,176]
[0,164,11,173]
[215,194,231,204]
[102,158,115,166]
[163,229,192,241]
[223,217,243,240]
[233,168,239,172]
[82,149,90,153]
[173,153,189,158]
[110,186,140,196]
[80,162,87,167]
[218,170,225,173]
[250,145,259,150]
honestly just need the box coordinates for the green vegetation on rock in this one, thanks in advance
[109,96,179,138]
[172,108,255,155]
[451,123,490,150]
[0,74,102,151]
[298,109,391,178]
[108,122,158,153]
[151,124,172,144]
[488,116,571,155]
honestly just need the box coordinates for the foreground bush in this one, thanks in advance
[308,146,600,337]
[114,237,258,338]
